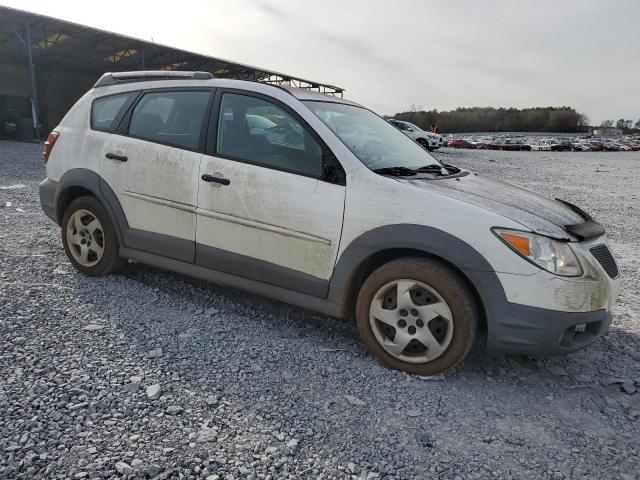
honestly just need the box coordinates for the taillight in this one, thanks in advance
[43,131,59,164]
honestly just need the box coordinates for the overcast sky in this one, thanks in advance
[7,0,639,123]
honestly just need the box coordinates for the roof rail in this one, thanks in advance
[93,70,214,88]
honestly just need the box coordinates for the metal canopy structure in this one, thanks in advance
[0,5,344,139]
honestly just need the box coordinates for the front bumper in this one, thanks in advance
[471,239,620,355]
[486,302,612,355]
[39,178,58,223]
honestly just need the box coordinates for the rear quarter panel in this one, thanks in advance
[46,90,104,181]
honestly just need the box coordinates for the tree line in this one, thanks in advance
[392,106,591,134]
[600,119,640,133]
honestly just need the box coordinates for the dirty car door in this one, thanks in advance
[100,89,212,262]
[195,91,345,297]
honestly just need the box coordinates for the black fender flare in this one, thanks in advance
[54,168,129,245]
[327,224,508,327]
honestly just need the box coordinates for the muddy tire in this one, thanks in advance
[356,257,477,376]
[416,138,431,151]
[61,196,125,276]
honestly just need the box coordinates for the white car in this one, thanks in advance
[39,71,620,375]
[388,119,443,150]
[528,138,554,151]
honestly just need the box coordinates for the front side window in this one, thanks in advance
[216,93,322,177]
[129,90,210,149]
[304,101,440,171]
[92,93,133,131]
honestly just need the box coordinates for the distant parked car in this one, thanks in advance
[571,143,590,152]
[551,140,572,152]
[448,139,475,149]
[388,120,443,150]
[501,139,528,151]
[529,139,554,151]
[3,120,17,139]
[485,139,529,151]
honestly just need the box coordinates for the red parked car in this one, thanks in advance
[448,139,475,149]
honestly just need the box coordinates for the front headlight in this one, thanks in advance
[493,228,583,277]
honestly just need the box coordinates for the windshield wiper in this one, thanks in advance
[372,166,417,176]
[415,164,449,175]
[373,164,456,177]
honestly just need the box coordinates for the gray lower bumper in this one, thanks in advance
[39,178,58,223]
[486,302,612,356]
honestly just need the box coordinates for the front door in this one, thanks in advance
[195,91,345,297]
[100,89,212,262]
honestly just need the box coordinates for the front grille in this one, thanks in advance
[590,244,619,278]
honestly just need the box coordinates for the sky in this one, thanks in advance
[5,0,639,124]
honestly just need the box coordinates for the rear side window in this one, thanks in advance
[129,90,210,150]
[91,93,133,132]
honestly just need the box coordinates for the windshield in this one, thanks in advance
[303,101,441,170]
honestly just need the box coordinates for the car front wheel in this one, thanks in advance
[356,258,477,376]
[416,138,432,151]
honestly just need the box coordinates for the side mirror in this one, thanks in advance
[407,127,414,132]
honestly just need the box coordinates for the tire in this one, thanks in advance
[416,138,431,151]
[356,257,477,375]
[61,196,125,276]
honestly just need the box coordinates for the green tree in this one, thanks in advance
[394,106,589,134]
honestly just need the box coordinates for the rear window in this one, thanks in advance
[91,93,134,132]
[128,90,210,150]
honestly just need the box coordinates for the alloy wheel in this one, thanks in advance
[66,209,105,267]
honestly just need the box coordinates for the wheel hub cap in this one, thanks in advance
[369,279,454,363]
[66,209,105,267]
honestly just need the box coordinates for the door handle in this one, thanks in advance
[105,152,128,162]
[201,174,230,186]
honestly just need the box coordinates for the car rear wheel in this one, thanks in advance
[356,257,477,375]
[61,196,125,276]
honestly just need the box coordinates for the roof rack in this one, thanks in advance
[93,70,214,88]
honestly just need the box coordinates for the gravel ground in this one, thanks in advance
[1,141,639,480]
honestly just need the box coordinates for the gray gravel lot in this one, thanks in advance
[1,141,639,480]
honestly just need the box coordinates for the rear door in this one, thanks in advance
[195,90,346,297]
[99,88,213,262]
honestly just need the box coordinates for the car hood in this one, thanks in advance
[423,132,441,138]
[399,171,586,239]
